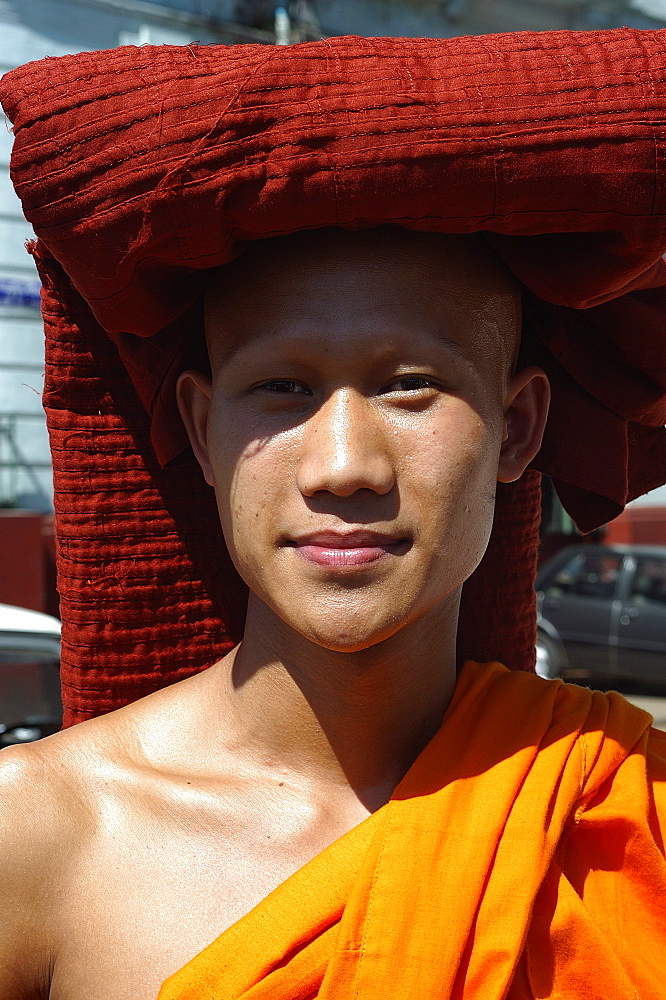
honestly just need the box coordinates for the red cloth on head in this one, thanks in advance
[1,29,665,723]
[3,31,665,528]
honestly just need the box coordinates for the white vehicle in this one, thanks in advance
[0,603,61,745]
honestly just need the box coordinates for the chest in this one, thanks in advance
[47,790,364,1000]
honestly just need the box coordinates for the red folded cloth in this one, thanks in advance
[1,29,665,722]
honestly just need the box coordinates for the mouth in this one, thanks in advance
[287,531,409,569]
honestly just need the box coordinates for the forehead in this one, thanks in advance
[203,228,521,370]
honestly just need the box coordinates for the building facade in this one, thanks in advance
[311,0,666,37]
[0,0,273,511]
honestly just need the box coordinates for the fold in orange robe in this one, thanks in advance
[158,661,666,1000]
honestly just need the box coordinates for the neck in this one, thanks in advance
[214,593,460,811]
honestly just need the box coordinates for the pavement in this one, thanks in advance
[561,679,666,732]
[623,693,666,732]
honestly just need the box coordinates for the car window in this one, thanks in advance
[628,558,666,609]
[544,551,623,600]
[0,651,62,729]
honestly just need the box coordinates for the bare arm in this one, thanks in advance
[0,744,67,1000]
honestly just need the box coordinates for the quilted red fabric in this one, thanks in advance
[35,240,541,726]
[1,30,665,723]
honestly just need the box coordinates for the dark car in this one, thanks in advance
[535,544,666,687]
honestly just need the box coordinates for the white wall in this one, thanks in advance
[311,0,666,37]
[0,0,230,510]
[631,485,666,508]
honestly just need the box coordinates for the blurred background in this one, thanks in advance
[0,1,665,740]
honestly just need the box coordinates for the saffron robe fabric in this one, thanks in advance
[157,661,666,1000]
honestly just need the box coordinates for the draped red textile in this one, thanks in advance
[36,247,541,725]
[1,29,665,722]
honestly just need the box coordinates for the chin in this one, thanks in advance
[290,611,407,653]
[308,633,385,653]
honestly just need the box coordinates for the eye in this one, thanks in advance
[380,375,438,394]
[255,379,312,395]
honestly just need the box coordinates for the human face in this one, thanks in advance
[178,229,548,652]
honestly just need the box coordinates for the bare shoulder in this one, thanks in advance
[0,726,98,1000]
[0,665,214,839]
[0,674,197,1000]
[0,709,121,848]
[0,666,220,894]
[0,668,223,1000]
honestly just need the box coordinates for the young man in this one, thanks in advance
[1,28,665,1000]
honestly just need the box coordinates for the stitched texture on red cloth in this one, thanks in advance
[1,30,665,722]
[2,30,665,531]
[38,253,247,725]
[37,246,541,725]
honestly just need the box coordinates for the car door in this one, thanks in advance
[0,635,62,744]
[616,554,666,686]
[539,548,624,675]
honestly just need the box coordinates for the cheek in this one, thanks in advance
[411,405,499,504]
[408,406,501,577]
[207,418,295,561]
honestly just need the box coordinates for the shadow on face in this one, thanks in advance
[176,226,547,653]
[204,226,522,391]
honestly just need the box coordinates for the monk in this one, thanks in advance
[0,223,662,1000]
[1,28,666,1000]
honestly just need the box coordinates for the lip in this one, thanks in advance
[288,531,407,569]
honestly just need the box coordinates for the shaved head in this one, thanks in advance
[204,227,522,390]
[178,223,547,654]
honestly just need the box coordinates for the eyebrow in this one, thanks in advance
[422,329,486,365]
[431,324,513,375]
[216,329,472,371]
[209,318,482,374]
[429,331,473,363]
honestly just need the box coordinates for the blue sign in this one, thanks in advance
[0,277,42,309]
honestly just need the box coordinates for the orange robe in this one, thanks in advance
[157,661,666,999]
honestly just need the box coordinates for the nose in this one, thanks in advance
[296,389,395,498]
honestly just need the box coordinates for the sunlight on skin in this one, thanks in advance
[176,227,550,800]
[179,228,547,655]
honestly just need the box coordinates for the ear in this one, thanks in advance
[176,369,214,486]
[497,366,550,484]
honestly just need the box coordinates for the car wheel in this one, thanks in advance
[535,632,563,680]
